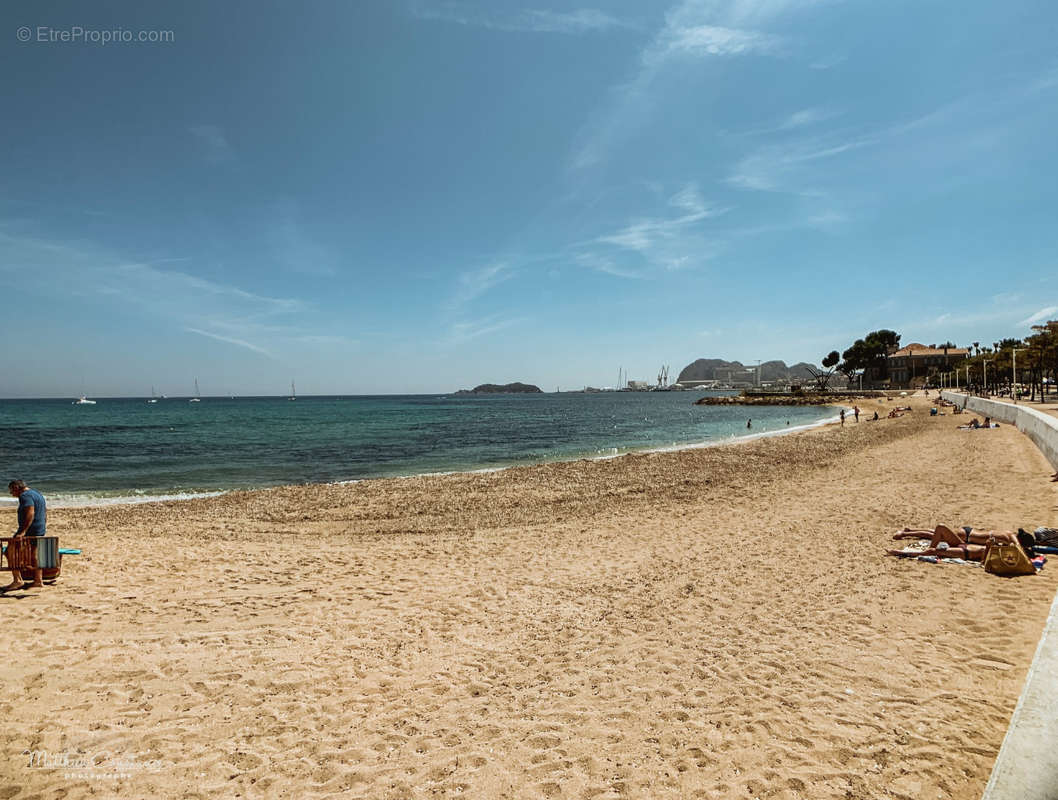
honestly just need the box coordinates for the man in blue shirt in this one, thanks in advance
[5,479,46,590]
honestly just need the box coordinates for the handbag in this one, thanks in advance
[983,537,1037,577]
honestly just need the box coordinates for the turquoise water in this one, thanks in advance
[0,393,838,505]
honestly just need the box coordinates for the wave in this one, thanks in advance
[48,490,226,508]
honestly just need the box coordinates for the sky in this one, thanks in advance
[2,0,1057,397]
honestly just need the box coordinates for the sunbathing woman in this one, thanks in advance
[888,542,988,560]
[892,524,1015,545]
[887,524,1016,560]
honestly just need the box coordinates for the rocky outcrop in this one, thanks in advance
[678,358,816,384]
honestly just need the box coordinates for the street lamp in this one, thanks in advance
[982,359,993,397]
[1012,348,1025,404]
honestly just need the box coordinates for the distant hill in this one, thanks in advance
[677,358,816,384]
[454,382,543,395]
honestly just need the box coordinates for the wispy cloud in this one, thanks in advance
[657,24,779,58]
[577,184,725,275]
[185,327,274,357]
[572,0,804,169]
[447,314,525,344]
[897,304,1046,336]
[450,260,516,309]
[1019,305,1058,326]
[726,132,876,192]
[0,230,319,358]
[188,124,233,164]
[810,53,845,70]
[410,4,632,34]
[779,107,838,129]
[574,252,644,279]
[594,184,726,257]
[727,80,1046,200]
[991,292,1021,306]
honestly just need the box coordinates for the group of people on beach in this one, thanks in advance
[887,524,1056,565]
[887,524,1018,562]
[2,480,47,592]
[839,406,865,425]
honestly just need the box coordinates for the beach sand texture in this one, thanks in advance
[3,396,1056,799]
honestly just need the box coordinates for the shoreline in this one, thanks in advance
[38,406,847,509]
[7,394,1051,799]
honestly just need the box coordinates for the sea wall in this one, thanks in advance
[941,391,1058,800]
[940,392,1058,471]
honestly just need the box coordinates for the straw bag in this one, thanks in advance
[983,538,1037,577]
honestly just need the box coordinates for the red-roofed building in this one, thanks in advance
[888,342,970,387]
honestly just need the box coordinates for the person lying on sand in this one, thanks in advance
[888,541,989,560]
[957,416,997,429]
[892,524,1015,546]
[888,525,1033,562]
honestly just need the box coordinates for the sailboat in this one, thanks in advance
[189,378,201,402]
[147,386,158,404]
[73,378,96,404]
[288,380,296,401]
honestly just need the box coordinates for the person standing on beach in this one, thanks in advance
[840,409,846,426]
[4,480,46,591]
[853,406,860,422]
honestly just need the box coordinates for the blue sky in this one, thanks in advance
[2,0,1056,396]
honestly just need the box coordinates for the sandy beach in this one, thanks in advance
[3,395,1056,800]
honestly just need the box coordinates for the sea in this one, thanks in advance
[0,392,839,507]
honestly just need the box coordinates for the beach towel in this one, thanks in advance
[1034,527,1058,548]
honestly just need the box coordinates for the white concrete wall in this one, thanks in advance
[940,392,1058,470]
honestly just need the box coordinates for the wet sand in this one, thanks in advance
[3,394,1056,799]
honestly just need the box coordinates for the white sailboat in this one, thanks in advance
[147,386,158,404]
[189,378,201,402]
[289,380,296,401]
[72,395,96,405]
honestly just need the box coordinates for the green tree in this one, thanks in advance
[1024,322,1058,400]
[839,330,901,388]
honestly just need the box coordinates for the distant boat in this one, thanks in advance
[189,378,201,403]
[147,386,158,404]
[289,380,296,401]
[72,395,96,405]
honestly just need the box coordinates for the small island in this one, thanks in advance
[454,382,543,395]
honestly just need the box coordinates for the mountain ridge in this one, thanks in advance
[677,358,816,384]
